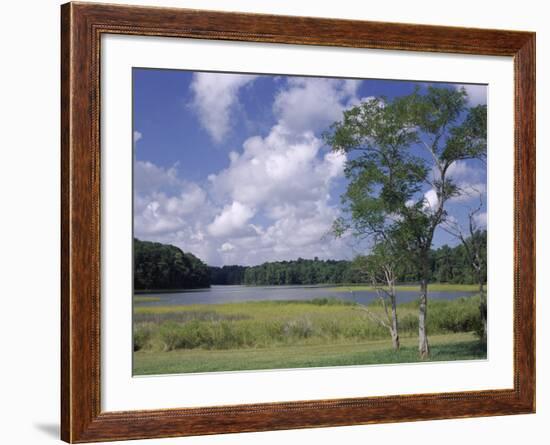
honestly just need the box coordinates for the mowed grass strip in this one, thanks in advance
[133,332,485,375]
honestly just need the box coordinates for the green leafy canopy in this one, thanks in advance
[323,86,487,258]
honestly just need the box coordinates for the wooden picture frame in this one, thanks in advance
[61,2,535,442]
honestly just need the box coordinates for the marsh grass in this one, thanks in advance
[133,295,483,352]
[134,310,251,324]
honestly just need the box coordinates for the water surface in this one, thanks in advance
[136,285,475,306]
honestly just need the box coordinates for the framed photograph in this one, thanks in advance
[61,2,535,442]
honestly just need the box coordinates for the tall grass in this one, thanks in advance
[133,295,483,352]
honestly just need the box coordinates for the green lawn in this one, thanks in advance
[133,332,485,375]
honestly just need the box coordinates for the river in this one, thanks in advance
[136,285,475,306]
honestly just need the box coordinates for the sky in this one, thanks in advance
[133,69,487,267]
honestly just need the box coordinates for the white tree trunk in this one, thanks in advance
[391,297,400,350]
[418,277,430,358]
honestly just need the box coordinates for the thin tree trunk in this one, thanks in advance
[418,252,430,359]
[479,280,487,344]
[418,275,430,358]
[391,296,400,350]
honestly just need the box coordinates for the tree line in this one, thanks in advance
[135,231,486,290]
[134,239,210,290]
[209,232,486,286]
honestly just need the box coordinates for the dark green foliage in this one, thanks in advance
[399,231,487,284]
[242,257,358,285]
[442,104,487,163]
[209,265,247,284]
[239,232,486,285]
[134,238,210,290]
[432,230,487,284]
[397,295,484,335]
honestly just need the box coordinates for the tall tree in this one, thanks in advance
[325,86,487,358]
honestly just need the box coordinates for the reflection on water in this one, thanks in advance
[136,285,475,306]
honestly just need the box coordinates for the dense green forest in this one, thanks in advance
[135,231,486,289]
[428,230,487,284]
[208,265,247,285]
[241,259,354,285]
[211,231,487,286]
[134,239,210,290]
[221,231,487,285]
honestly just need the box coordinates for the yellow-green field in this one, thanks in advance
[133,295,486,375]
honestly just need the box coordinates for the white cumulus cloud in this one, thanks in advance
[423,189,439,212]
[134,184,208,236]
[133,160,214,240]
[136,74,363,265]
[134,160,180,194]
[208,201,255,238]
[273,77,361,134]
[190,72,257,143]
[219,242,235,252]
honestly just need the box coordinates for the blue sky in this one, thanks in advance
[133,69,487,266]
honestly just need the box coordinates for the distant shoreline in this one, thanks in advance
[134,283,482,295]
[134,283,365,294]
[135,288,210,294]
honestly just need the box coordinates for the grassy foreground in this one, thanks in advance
[133,295,485,375]
[134,297,484,351]
[133,332,485,375]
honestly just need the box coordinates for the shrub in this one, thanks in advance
[283,317,315,340]
[158,321,198,350]
[133,323,154,351]
[156,320,255,351]
[346,321,388,340]
[398,313,418,334]
[428,296,482,334]
[319,319,342,340]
